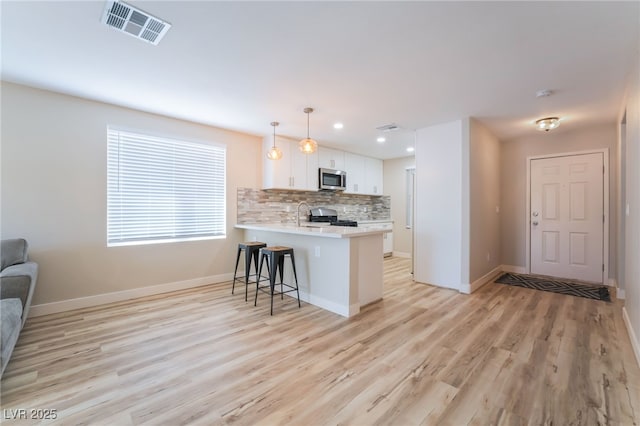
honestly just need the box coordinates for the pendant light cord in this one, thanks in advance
[271,121,278,148]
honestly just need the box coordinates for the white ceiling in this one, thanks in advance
[2,1,638,159]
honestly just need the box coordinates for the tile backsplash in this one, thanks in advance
[237,188,390,224]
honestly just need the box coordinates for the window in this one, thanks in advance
[107,128,226,246]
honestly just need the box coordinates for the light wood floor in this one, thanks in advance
[2,257,639,425]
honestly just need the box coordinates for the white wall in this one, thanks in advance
[468,118,501,283]
[500,124,618,278]
[415,120,465,290]
[383,156,415,256]
[1,82,262,307]
[621,44,640,364]
[617,115,627,295]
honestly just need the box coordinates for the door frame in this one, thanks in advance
[525,148,609,284]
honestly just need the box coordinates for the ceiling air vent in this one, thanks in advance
[101,1,171,45]
[376,123,402,133]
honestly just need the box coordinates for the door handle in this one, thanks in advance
[532,221,539,226]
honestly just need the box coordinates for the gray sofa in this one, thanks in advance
[1,239,38,376]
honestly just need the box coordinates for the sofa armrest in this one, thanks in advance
[0,261,38,327]
[0,261,38,281]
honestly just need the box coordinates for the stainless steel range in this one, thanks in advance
[308,207,357,227]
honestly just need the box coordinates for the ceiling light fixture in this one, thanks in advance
[535,117,560,132]
[536,89,553,98]
[406,147,415,153]
[266,121,283,160]
[377,137,386,143]
[333,122,344,129]
[376,123,401,132]
[299,107,318,154]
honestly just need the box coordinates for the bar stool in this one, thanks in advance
[255,246,301,315]
[233,241,267,301]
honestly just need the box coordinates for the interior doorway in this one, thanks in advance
[526,150,608,284]
[406,166,415,274]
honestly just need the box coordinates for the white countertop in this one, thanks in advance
[235,223,391,239]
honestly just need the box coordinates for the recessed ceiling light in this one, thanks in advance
[333,123,344,129]
[377,137,386,143]
[406,147,415,153]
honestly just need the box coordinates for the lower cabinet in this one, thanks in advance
[383,231,393,257]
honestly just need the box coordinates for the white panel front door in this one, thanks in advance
[530,153,604,283]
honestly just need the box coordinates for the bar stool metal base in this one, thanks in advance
[255,246,301,315]
[232,242,268,302]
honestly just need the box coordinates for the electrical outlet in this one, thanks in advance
[286,205,291,212]
[364,207,368,213]
[486,252,491,262]
[495,206,500,213]
[314,246,321,257]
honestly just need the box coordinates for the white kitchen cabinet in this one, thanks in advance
[344,152,365,194]
[364,156,383,195]
[294,144,319,190]
[306,149,319,190]
[263,136,318,191]
[344,153,383,196]
[263,136,291,189]
[266,142,381,194]
[319,147,345,170]
[383,231,393,257]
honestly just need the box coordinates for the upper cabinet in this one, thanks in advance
[344,152,383,196]
[263,140,381,195]
[318,147,345,170]
[364,156,383,195]
[263,136,318,191]
[344,152,365,194]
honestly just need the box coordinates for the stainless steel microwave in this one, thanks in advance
[319,168,347,191]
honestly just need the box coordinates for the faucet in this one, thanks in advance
[297,202,311,227]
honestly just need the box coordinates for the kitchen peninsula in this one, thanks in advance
[235,223,389,317]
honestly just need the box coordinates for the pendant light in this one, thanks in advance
[266,121,283,160]
[299,107,318,154]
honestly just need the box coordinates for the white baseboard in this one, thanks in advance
[30,273,234,317]
[607,278,626,299]
[294,289,352,318]
[392,251,411,259]
[501,264,527,274]
[622,307,640,368]
[460,265,503,294]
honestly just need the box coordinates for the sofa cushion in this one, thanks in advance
[1,239,29,271]
[1,298,23,374]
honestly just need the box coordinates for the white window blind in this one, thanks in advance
[107,128,226,246]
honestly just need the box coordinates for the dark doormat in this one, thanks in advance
[495,272,611,302]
